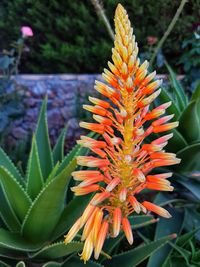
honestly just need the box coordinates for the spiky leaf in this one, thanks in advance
[104,235,176,267]
[147,208,184,267]
[26,135,43,199]
[165,63,188,109]
[53,127,67,164]
[30,241,83,259]
[166,129,187,153]
[0,186,21,232]
[35,97,53,179]
[0,167,31,222]
[178,101,200,143]
[0,228,42,251]
[22,159,76,243]
[0,148,23,184]
[62,257,104,267]
[175,143,200,173]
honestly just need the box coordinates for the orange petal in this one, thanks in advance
[64,217,81,244]
[92,209,104,243]
[77,156,110,168]
[91,191,110,205]
[122,217,133,244]
[153,122,179,133]
[80,233,94,264]
[72,170,102,181]
[71,184,100,196]
[94,220,109,259]
[128,195,141,213]
[106,177,121,191]
[89,96,110,109]
[79,122,105,134]
[113,207,122,237]
[142,201,171,218]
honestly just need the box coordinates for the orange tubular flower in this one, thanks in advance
[64,4,180,263]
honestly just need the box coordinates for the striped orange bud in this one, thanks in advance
[91,191,110,205]
[77,156,110,168]
[106,177,121,191]
[137,89,161,108]
[93,115,113,126]
[83,105,108,116]
[122,217,133,244]
[153,122,179,133]
[64,217,81,244]
[128,196,141,213]
[80,233,94,264]
[81,204,96,227]
[78,176,104,187]
[77,136,107,149]
[93,209,104,243]
[81,207,99,241]
[119,187,127,202]
[132,168,146,182]
[79,122,105,134]
[152,133,173,145]
[146,182,174,191]
[71,184,100,196]
[150,152,176,160]
[94,220,109,259]
[147,173,173,180]
[72,170,102,181]
[142,201,171,218]
[113,207,122,237]
[152,115,174,127]
[142,79,162,95]
[89,96,110,109]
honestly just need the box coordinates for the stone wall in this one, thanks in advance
[7,74,171,151]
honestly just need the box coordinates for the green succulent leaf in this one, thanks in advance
[174,143,200,173]
[52,194,92,240]
[62,257,104,267]
[46,162,60,184]
[191,81,200,101]
[178,101,200,143]
[147,208,184,267]
[57,144,81,175]
[165,62,188,109]
[0,148,23,185]
[35,97,53,180]
[104,235,176,267]
[42,262,61,267]
[30,241,83,259]
[166,129,187,153]
[157,88,180,119]
[178,178,200,200]
[16,261,26,267]
[53,127,67,164]
[26,135,43,199]
[0,167,31,222]
[176,227,200,247]
[0,185,21,232]
[184,209,200,241]
[22,158,77,243]
[0,228,42,251]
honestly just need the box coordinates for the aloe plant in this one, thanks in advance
[0,98,94,266]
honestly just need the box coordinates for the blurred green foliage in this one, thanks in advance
[0,0,199,73]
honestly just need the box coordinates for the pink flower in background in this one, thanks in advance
[147,36,158,46]
[21,26,33,37]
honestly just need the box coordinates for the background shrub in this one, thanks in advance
[0,0,199,73]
